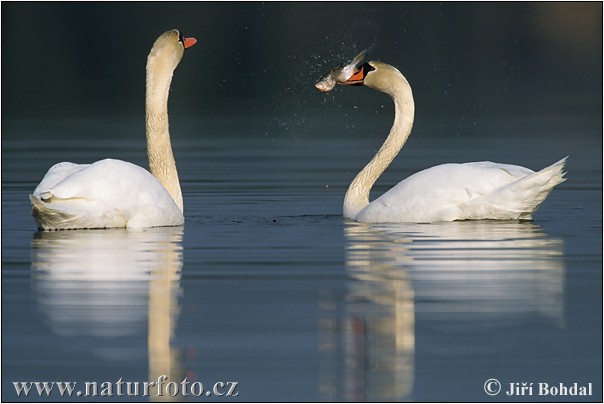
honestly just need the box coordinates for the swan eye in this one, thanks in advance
[361,63,376,74]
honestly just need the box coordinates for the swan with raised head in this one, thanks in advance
[30,29,196,230]
[317,59,567,223]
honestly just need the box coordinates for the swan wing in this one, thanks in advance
[357,160,564,223]
[31,159,183,230]
[33,162,90,200]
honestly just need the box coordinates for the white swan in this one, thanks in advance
[30,29,196,230]
[321,60,567,223]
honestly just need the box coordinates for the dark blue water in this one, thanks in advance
[2,116,602,401]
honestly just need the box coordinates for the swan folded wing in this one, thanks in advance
[31,158,183,229]
[33,162,90,199]
[357,162,542,223]
[37,159,139,200]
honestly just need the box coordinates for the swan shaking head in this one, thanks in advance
[318,57,416,220]
[316,54,565,223]
[339,61,410,98]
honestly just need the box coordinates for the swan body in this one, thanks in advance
[30,159,184,230]
[324,60,567,223]
[353,159,567,223]
[30,29,196,230]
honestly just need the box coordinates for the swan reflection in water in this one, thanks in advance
[320,221,565,401]
[31,227,184,401]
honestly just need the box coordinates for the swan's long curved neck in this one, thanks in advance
[343,75,415,219]
[146,58,183,213]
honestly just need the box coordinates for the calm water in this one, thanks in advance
[2,116,602,402]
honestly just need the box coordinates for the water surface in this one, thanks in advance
[2,116,601,401]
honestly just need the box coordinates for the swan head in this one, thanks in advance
[147,29,197,78]
[339,61,407,97]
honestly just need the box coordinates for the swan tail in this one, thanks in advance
[512,157,567,219]
[461,157,568,220]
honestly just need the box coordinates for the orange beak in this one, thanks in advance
[183,37,197,49]
[340,65,366,85]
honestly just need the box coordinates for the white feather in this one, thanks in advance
[30,159,183,230]
[356,158,567,223]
